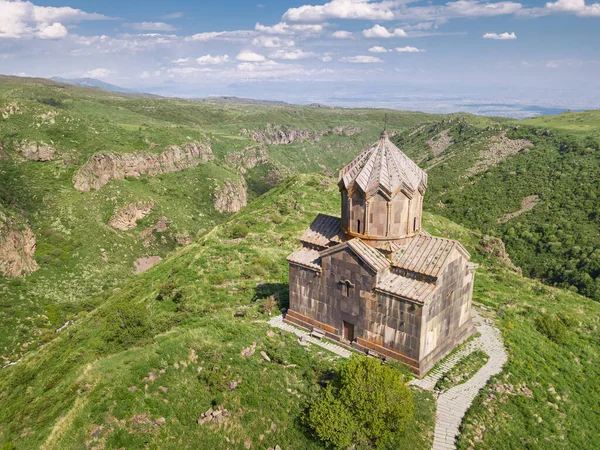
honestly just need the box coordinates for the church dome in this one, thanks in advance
[339,131,427,199]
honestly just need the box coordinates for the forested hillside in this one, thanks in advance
[393,116,600,301]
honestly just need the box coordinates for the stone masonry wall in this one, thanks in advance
[419,250,475,374]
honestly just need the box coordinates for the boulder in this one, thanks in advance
[16,140,56,161]
[0,209,39,277]
[213,178,248,213]
[73,141,213,191]
[109,201,154,230]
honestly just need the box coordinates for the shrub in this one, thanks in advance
[535,313,568,344]
[101,301,151,348]
[156,280,182,302]
[306,355,414,449]
[228,223,249,239]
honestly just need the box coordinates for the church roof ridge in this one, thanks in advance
[339,130,428,198]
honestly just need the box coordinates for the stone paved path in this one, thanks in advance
[410,310,508,450]
[269,309,507,450]
[268,315,352,358]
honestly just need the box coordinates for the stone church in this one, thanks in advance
[286,131,476,376]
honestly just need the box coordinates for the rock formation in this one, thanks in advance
[428,129,453,156]
[16,141,56,162]
[497,195,540,223]
[134,256,162,274]
[0,103,21,119]
[480,235,522,274]
[0,209,39,278]
[109,201,154,231]
[73,142,214,191]
[240,124,362,146]
[213,178,248,213]
[225,146,269,173]
[468,132,533,176]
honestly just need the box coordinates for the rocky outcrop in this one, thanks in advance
[0,103,21,119]
[240,124,362,146]
[0,210,39,278]
[16,141,56,161]
[213,178,248,213]
[109,201,154,231]
[134,256,162,274]
[225,146,269,173]
[140,216,169,247]
[428,129,453,156]
[468,132,533,176]
[73,142,214,191]
[480,235,521,274]
[497,195,540,223]
[38,110,58,125]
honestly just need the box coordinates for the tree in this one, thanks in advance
[306,355,414,449]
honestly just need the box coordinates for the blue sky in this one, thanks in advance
[1,0,599,116]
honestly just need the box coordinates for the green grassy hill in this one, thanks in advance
[0,76,439,365]
[392,115,600,302]
[1,173,598,449]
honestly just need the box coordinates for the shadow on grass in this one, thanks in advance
[252,282,289,311]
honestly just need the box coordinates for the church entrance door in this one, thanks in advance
[343,321,355,342]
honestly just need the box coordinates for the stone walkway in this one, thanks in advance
[268,315,352,358]
[410,310,508,450]
[269,309,508,450]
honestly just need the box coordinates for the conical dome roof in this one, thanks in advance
[339,131,427,198]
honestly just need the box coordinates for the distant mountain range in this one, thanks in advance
[50,76,138,94]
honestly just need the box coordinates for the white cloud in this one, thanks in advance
[332,30,353,39]
[341,55,383,63]
[0,0,111,39]
[255,22,324,36]
[362,24,407,38]
[84,68,113,78]
[197,54,230,65]
[185,30,254,42]
[483,31,517,39]
[126,22,176,32]
[252,35,296,48]
[172,58,189,64]
[283,0,394,22]
[186,31,225,41]
[38,22,67,39]
[161,12,184,19]
[395,46,425,52]
[320,52,334,62]
[270,49,316,60]
[544,0,600,16]
[236,51,267,62]
[368,45,388,53]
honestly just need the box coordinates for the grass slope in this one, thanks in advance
[0,174,435,450]
[1,173,599,449]
[0,75,440,364]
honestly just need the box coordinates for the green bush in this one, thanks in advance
[534,313,568,344]
[228,223,249,239]
[156,280,182,302]
[306,355,414,449]
[101,301,151,348]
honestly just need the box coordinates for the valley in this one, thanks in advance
[1,76,600,449]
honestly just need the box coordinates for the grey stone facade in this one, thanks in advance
[286,131,475,376]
